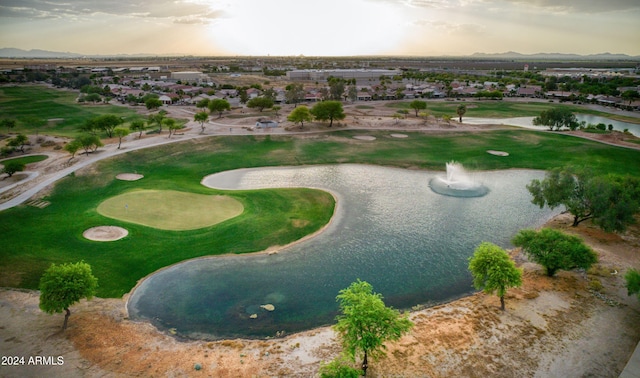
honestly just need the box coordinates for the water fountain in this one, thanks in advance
[429,161,489,197]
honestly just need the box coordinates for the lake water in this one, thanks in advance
[127,165,558,340]
[464,114,640,136]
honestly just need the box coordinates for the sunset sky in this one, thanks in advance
[1,0,639,57]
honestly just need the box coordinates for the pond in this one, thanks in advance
[127,164,558,340]
[463,114,640,136]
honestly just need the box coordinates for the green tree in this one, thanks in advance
[63,139,81,162]
[164,118,181,138]
[148,110,167,133]
[621,90,640,106]
[113,127,129,149]
[208,98,231,118]
[1,118,17,133]
[1,160,25,177]
[247,97,274,112]
[194,111,209,134]
[328,77,346,101]
[129,119,146,139]
[76,134,103,155]
[334,280,413,376]
[287,105,313,129]
[39,261,98,330]
[456,104,467,122]
[319,354,361,378]
[468,242,523,311]
[310,101,345,127]
[527,167,592,227]
[272,105,281,117]
[528,168,640,232]
[196,98,210,110]
[285,83,305,106]
[512,228,598,277]
[7,134,29,153]
[91,114,123,138]
[625,269,640,301]
[145,97,163,110]
[533,107,579,131]
[409,100,427,117]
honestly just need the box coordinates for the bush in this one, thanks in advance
[596,123,606,131]
[589,278,603,292]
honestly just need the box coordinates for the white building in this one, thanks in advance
[170,71,209,83]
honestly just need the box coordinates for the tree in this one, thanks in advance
[287,106,313,129]
[7,134,29,153]
[532,108,578,131]
[527,167,592,227]
[468,242,522,310]
[1,160,25,178]
[319,354,361,378]
[310,101,345,127]
[456,104,467,122]
[39,261,98,330]
[247,97,274,112]
[113,127,129,149]
[164,118,181,138]
[145,97,163,110]
[272,105,281,117]
[328,77,346,101]
[625,269,640,301]
[409,100,427,117]
[196,98,210,110]
[76,134,103,155]
[208,98,231,118]
[129,119,146,139]
[621,90,640,106]
[527,168,640,232]
[1,118,16,133]
[91,114,122,138]
[63,139,81,162]
[334,280,413,376]
[194,111,209,134]
[285,83,305,106]
[148,110,167,133]
[512,228,598,277]
[347,85,358,103]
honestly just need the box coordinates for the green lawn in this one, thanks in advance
[0,85,141,137]
[0,154,48,165]
[385,100,640,123]
[1,129,639,298]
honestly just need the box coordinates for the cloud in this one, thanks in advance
[0,0,225,21]
[500,0,640,13]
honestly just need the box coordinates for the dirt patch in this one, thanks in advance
[82,226,128,241]
[115,173,143,181]
[487,150,509,156]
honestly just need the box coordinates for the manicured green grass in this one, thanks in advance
[97,190,244,230]
[0,85,141,137]
[385,100,640,123]
[0,154,48,165]
[1,130,638,298]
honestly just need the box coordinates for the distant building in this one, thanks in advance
[286,69,401,82]
[170,71,209,83]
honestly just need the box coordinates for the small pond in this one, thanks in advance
[127,164,558,340]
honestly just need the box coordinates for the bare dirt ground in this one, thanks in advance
[1,101,640,377]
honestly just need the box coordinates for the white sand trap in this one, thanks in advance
[353,135,376,141]
[83,226,129,241]
[116,173,144,181]
[487,150,509,156]
[260,304,275,311]
[390,133,408,138]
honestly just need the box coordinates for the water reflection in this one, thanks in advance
[127,165,557,340]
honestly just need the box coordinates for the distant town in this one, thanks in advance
[1,55,639,111]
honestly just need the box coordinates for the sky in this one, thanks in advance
[1,0,639,57]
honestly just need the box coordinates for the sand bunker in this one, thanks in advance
[83,226,129,241]
[487,150,509,156]
[390,133,408,138]
[353,135,376,141]
[116,173,144,181]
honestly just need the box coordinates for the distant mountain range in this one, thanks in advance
[470,51,640,60]
[1,47,639,60]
